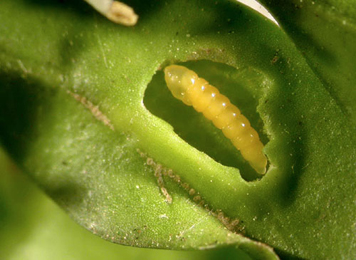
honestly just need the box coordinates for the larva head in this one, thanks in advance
[164,65,198,105]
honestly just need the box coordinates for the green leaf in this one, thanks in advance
[0,149,252,260]
[259,0,356,126]
[0,0,355,259]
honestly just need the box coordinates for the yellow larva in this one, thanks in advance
[164,65,267,175]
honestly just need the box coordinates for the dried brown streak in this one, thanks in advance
[137,149,172,204]
[189,188,196,196]
[67,91,114,130]
[136,149,243,233]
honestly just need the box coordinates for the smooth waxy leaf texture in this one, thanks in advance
[0,0,355,259]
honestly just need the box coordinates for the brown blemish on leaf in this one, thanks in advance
[137,149,172,204]
[67,91,115,131]
[137,149,244,233]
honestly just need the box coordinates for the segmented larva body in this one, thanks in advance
[164,65,267,174]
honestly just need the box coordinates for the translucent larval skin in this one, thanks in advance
[164,65,267,174]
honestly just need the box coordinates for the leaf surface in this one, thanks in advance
[1,0,355,259]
